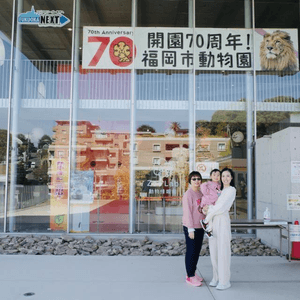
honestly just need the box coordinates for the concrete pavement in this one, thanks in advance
[1,255,300,300]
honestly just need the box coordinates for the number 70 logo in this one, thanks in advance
[85,36,135,68]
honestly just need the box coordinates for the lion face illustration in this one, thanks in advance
[260,30,298,71]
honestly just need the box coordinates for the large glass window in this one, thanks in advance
[69,0,132,233]
[0,0,12,231]
[196,107,247,219]
[69,109,131,234]
[255,0,299,29]
[7,1,73,232]
[82,0,131,27]
[1,0,299,236]
[195,0,250,220]
[195,69,248,220]
[135,70,190,233]
[196,0,245,28]
[137,0,189,27]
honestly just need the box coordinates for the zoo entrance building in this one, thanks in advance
[0,0,299,253]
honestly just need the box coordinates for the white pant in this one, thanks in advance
[208,213,231,285]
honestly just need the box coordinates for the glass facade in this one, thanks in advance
[0,0,299,234]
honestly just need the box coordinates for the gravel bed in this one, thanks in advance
[0,235,281,256]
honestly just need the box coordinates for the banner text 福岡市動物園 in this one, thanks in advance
[82,27,298,71]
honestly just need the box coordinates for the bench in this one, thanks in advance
[231,219,291,261]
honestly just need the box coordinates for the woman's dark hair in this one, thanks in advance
[210,168,220,176]
[188,171,202,184]
[220,167,235,190]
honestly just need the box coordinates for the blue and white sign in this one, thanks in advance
[18,6,70,27]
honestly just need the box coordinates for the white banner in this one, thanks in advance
[290,225,300,242]
[83,27,298,71]
[287,194,300,210]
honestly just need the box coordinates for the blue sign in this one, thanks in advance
[18,6,40,24]
[18,6,70,27]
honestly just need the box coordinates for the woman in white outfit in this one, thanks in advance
[203,167,236,290]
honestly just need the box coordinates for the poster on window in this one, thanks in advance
[287,194,300,210]
[83,27,298,71]
[196,162,219,179]
[70,170,94,204]
[50,158,69,231]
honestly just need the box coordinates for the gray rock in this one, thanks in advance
[5,249,19,254]
[52,238,63,244]
[79,250,91,256]
[1,238,12,244]
[66,249,78,255]
[45,246,55,253]
[102,241,112,247]
[232,247,241,254]
[37,241,49,246]
[122,249,130,255]
[27,249,39,255]
[130,250,142,256]
[81,246,93,253]
[24,238,35,244]
[39,235,49,241]
[130,241,142,247]
[19,248,28,254]
[96,246,110,255]
[235,239,244,244]
[61,235,74,242]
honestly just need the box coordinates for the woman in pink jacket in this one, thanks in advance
[182,171,205,287]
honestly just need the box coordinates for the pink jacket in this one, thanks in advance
[182,188,205,229]
[200,181,221,208]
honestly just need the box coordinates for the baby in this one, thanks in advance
[199,169,221,237]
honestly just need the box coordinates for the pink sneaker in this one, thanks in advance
[186,276,202,287]
[186,274,203,282]
[195,273,203,282]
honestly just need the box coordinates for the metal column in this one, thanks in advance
[245,0,254,221]
[188,0,196,172]
[67,0,80,233]
[7,0,23,232]
[129,0,137,233]
[252,0,258,220]
[4,0,17,232]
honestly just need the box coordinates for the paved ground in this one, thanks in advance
[1,255,299,300]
